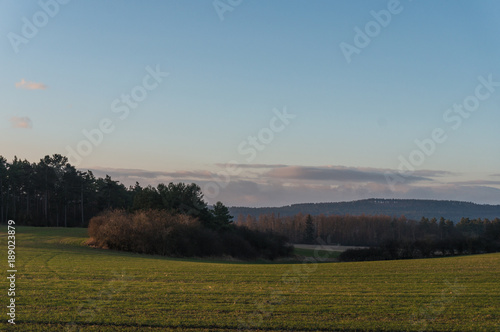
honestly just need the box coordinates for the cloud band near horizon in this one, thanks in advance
[84,164,500,207]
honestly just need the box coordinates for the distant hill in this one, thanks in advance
[229,199,500,223]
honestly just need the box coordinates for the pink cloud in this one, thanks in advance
[10,116,33,129]
[15,79,47,90]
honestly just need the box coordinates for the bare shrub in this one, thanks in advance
[88,209,292,260]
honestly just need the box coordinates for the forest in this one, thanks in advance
[0,154,292,259]
[0,154,224,227]
[238,213,500,260]
[0,154,134,226]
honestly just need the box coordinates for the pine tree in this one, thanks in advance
[303,214,315,244]
[211,201,233,230]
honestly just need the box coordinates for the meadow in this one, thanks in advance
[1,227,499,331]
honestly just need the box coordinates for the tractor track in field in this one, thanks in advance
[12,320,406,332]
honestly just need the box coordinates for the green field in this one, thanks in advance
[1,227,499,331]
[292,247,341,260]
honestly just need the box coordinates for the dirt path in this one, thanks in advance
[293,244,368,252]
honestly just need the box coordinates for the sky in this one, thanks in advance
[1,0,500,207]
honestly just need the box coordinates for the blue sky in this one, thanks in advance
[1,0,500,206]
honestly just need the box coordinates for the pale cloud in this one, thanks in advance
[451,180,500,186]
[265,165,429,184]
[10,116,33,129]
[215,163,288,169]
[411,170,457,177]
[15,79,47,90]
[88,167,215,182]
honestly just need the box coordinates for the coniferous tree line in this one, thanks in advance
[0,154,232,228]
[0,154,131,227]
[0,154,146,226]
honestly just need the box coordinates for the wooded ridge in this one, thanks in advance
[230,198,500,222]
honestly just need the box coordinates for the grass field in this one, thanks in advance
[1,226,499,331]
[292,247,341,260]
